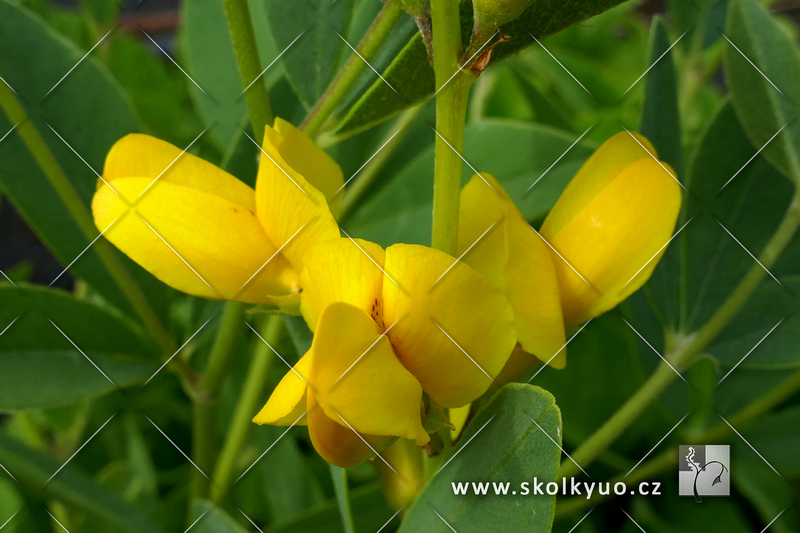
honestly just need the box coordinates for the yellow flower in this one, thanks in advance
[254,238,517,467]
[458,132,682,374]
[540,132,682,327]
[91,118,343,309]
[459,173,567,369]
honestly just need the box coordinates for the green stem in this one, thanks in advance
[188,0,276,504]
[559,191,800,479]
[339,103,425,221]
[223,0,273,143]
[0,71,176,357]
[301,2,404,138]
[430,0,473,255]
[190,302,247,500]
[210,314,281,504]
[330,465,357,533]
[556,363,800,519]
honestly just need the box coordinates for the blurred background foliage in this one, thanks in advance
[1,0,799,531]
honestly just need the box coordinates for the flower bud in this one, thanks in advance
[473,0,535,29]
[540,132,682,327]
[377,439,424,510]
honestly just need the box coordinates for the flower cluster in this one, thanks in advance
[92,121,680,467]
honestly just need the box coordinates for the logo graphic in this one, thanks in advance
[678,445,730,501]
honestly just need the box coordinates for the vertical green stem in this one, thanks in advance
[559,192,800,480]
[210,314,281,504]
[0,71,176,356]
[301,2,404,137]
[190,302,247,500]
[330,465,357,533]
[188,0,278,505]
[223,0,273,143]
[430,0,473,255]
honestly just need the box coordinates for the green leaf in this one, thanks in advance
[107,34,195,145]
[742,406,800,477]
[190,500,249,533]
[733,460,795,533]
[398,384,561,533]
[0,432,162,533]
[335,0,629,137]
[345,120,594,247]
[181,0,279,148]
[646,102,794,339]
[0,284,157,410]
[237,427,324,523]
[707,277,800,369]
[0,476,23,533]
[640,16,683,176]
[725,0,800,183]
[0,350,156,411]
[535,314,656,449]
[264,0,357,110]
[265,482,394,533]
[0,1,170,322]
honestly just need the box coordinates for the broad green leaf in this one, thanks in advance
[725,0,800,183]
[182,0,280,148]
[265,483,394,533]
[733,460,795,533]
[345,120,594,247]
[0,284,156,410]
[190,500,249,533]
[668,0,728,52]
[742,406,800,477]
[0,477,23,533]
[264,0,357,110]
[0,350,156,411]
[628,493,752,533]
[708,277,800,369]
[335,0,629,136]
[646,102,794,340]
[0,432,162,533]
[108,34,197,145]
[0,1,170,322]
[232,426,325,524]
[0,284,152,356]
[535,314,658,449]
[640,16,683,176]
[398,384,561,533]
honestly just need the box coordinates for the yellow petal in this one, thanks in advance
[540,132,657,238]
[253,351,310,426]
[542,141,682,326]
[378,439,425,510]
[299,238,385,332]
[92,178,297,303]
[457,174,507,289]
[307,388,391,468]
[382,244,517,408]
[103,134,256,210]
[310,302,429,445]
[267,119,345,219]
[459,174,566,368]
[255,130,340,271]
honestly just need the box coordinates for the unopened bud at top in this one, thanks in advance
[540,132,682,327]
[473,0,535,29]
